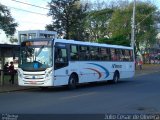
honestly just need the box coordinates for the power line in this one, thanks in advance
[6,5,48,16]
[17,20,50,25]
[11,0,49,10]
[136,10,159,27]
[18,21,44,25]
[41,0,50,2]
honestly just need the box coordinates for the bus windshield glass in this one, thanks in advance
[19,40,52,71]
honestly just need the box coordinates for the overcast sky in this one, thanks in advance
[0,0,160,44]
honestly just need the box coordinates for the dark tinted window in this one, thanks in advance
[70,45,79,60]
[90,47,99,60]
[68,43,133,62]
[99,48,111,61]
[129,50,134,61]
[54,43,68,70]
[111,49,117,61]
[79,46,89,60]
[124,50,130,61]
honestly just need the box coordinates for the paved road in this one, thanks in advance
[0,72,160,117]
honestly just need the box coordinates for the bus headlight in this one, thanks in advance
[17,68,23,78]
[45,68,53,78]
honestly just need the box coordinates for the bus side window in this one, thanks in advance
[107,48,111,61]
[79,46,89,61]
[124,50,130,61]
[118,49,123,61]
[121,50,126,61]
[55,48,62,62]
[115,49,121,61]
[70,45,79,60]
[111,49,117,61]
[100,48,110,61]
[99,48,106,60]
[90,47,99,60]
[54,47,68,70]
[130,50,133,61]
[56,48,67,62]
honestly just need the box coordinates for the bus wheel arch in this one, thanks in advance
[112,70,120,83]
[68,72,79,89]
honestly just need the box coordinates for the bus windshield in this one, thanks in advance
[19,40,52,71]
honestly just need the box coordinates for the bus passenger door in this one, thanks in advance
[54,47,68,70]
[54,44,69,86]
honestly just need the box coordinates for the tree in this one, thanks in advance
[0,4,18,40]
[10,37,18,43]
[85,8,114,42]
[83,0,129,42]
[46,0,88,40]
[108,1,158,49]
[98,35,129,46]
[134,2,157,51]
[108,5,132,46]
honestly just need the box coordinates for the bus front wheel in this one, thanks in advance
[68,74,77,90]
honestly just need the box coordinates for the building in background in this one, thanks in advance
[18,30,57,44]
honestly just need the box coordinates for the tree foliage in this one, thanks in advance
[0,4,18,37]
[108,1,157,49]
[46,0,88,40]
[46,0,159,52]
[134,2,157,51]
[98,35,130,46]
[108,7,131,46]
[85,8,114,42]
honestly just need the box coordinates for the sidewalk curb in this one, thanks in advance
[135,70,160,77]
[0,87,37,93]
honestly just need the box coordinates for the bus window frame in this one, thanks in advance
[79,45,90,61]
[70,44,79,61]
[54,42,69,70]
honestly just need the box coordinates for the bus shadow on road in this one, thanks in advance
[28,79,133,93]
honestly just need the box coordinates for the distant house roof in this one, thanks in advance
[0,44,20,48]
[0,44,20,57]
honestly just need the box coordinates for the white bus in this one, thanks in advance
[17,38,135,89]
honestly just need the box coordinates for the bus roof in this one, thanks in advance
[22,38,133,50]
[55,39,133,50]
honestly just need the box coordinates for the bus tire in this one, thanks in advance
[112,71,119,84]
[68,74,77,90]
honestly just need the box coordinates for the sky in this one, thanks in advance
[0,0,160,44]
[0,0,51,43]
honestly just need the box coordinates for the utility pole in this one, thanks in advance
[131,0,136,58]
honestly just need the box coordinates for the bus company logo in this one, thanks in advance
[32,76,35,79]
[112,64,122,68]
[85,63,109,79]
[33,63,38,69]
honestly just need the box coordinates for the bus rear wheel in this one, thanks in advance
[68,74,77,90]
[112,71,119,84]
